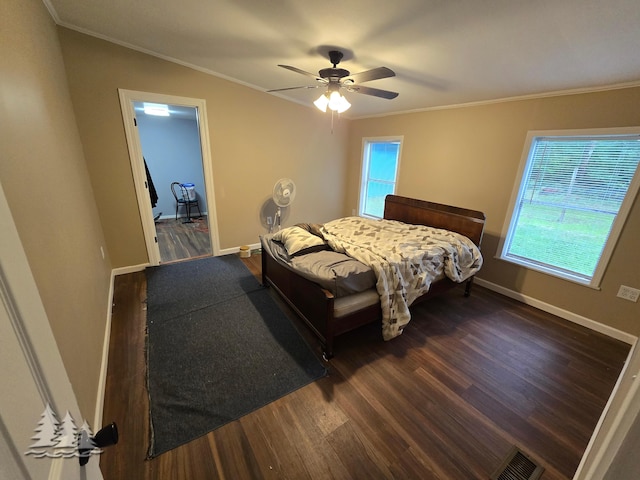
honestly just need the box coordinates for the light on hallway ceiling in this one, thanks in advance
[143,103,170,116]
[314,91,351,114]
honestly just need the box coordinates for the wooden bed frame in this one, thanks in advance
[261,195,486,359]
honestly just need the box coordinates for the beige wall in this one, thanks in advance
[348,88,640,336]
[57,28,349,267]
[1,0,112,421]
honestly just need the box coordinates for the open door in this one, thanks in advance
[118,89,220,265]
[0,182,102,479]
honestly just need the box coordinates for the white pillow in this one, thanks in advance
[272,226,328,256]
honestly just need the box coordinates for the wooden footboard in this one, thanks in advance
[262,195,486,359]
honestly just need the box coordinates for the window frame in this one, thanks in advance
[358,136,403,219]
[497,127,640,289]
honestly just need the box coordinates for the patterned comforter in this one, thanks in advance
[320,217,483,340]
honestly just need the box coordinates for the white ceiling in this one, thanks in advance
[47,0,640,118]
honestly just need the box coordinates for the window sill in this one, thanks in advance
[494,254,602,291]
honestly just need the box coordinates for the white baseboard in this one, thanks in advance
[93,272,115,433]
[475,277,637,345]
[218,242,262,257]
[113,263,148,276]
[112,243,261,273]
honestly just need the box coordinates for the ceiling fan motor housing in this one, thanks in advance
[319,67,350,81]
[320,50,350,80]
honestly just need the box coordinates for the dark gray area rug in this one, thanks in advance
[145,255,327,458]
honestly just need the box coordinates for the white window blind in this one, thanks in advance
[359,138,402,218]
[501,133,640,285]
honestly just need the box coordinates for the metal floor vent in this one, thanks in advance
[490,446,545,480]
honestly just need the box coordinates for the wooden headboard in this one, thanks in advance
[383,195,486,246]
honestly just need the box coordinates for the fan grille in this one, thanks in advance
[273,178,296,207]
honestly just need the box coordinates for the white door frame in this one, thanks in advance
[118,89,220,265]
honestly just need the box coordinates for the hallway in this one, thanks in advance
[155,215,211,263]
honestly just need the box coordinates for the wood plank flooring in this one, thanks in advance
[99,254,629,479]
[155,216,211,263]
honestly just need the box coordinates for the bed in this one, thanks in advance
[260,195,486,359]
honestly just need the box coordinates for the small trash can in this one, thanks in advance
[181,183,196,201]
[239,245,251,258]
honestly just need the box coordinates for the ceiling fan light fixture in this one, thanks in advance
[315,91,350,113]
[329,91,351,113]
[314,93,329,112]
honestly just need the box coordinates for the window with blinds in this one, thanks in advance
[499,130,640,287]
[359,137,402,218]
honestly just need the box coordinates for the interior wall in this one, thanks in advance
[136,112,207,219]
[57,28,349,268]
[348,87,640,337]
[0,0,112,422]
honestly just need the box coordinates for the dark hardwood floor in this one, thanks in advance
[100,254,630,479]
[155,216,211,263]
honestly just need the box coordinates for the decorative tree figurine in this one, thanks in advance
[25,404,59,457]
[54,411,78,457]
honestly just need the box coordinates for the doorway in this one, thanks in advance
[119,90,220,265]
[134,102,211,263]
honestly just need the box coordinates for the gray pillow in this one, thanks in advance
[272,226,329,256]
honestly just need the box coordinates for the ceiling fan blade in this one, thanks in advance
[347,84,399,99]
[267,85,321,93]
[344,66,395,84]
[278,65,327,83]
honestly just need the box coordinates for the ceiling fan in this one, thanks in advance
[268,50,399,113]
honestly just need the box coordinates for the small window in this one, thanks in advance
[359,137,402,218]
[498,128,640,287]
